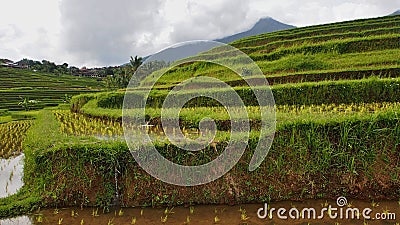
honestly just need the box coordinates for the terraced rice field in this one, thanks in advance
[58,14,400,208]
[0,121,32,158]
[0,67,104,111]
[1,13,400,224]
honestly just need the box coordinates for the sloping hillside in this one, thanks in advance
[390,10,400,16]
[0,67,104,110]
[139,14,400,88]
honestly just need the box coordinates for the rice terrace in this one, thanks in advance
[0,12,400,225]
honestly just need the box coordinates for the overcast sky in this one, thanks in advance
[0,0,399,67]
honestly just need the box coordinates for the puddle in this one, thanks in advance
[0,154,24,198]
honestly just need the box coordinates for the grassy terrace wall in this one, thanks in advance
[71,77,400,110]
[21,109,400,208]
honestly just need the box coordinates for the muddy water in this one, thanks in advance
[1,199,397,225]
[0,154,24,198]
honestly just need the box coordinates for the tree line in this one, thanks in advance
[104,56,143,89]
[15,56,146,89]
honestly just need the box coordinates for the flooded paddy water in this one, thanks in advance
[0,154,24,198]
[0,199,399,224]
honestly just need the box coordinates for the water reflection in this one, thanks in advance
[0,154,24,198]
[0,216,32,225]
[0,154,27,224]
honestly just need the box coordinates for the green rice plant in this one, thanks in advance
[107,218,114,225]
[185,215,190,224]
[160,214,168,223]
[53,110,123,138]
[131,217,136,224]
[0,120,32,158]
[214,215,220,223]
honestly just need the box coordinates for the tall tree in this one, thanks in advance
[130,55,143,72]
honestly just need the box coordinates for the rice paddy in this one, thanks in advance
[1,199,399,224]
[53,110,123,138]
[0,67,104,111]
[56,101,400,132]
[0,121,32,158]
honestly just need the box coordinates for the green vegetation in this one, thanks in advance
[19,107,400,208]
[139,15,400,88]
[71,76,400,110]
[0,188,41,218]
[233,15,400,47]
[0,110,38,124]
[0,67,104,110]
[0,121,32,158]
[49,14,398,207]
[23,110,126,208]
[1,14,400,217]
[53,110,122,137]
[104,56,143,89]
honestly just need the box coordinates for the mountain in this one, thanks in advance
[145,41,221,63]
[216,17,296,43]
[389,10,400,16]
[138,17,295,64]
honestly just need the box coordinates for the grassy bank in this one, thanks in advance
[17,106,400,209]
[0,188,41,218]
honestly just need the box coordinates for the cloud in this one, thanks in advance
[59,0,269,66]
[0,0,61,62]
[168,0,253,42]
[60,0,166,66]
[0,24,23,43]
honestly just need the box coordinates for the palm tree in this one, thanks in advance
[18,97,30,111]
[130,55,143,72]
[18,97,39,111]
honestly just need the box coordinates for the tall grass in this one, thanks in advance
[74,77,400,110]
